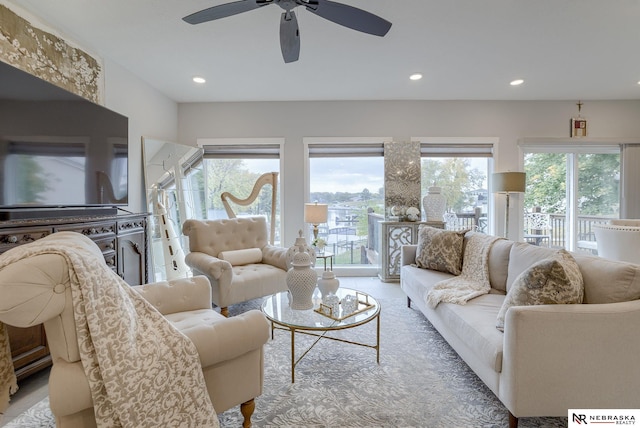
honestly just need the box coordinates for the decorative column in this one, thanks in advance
[383,140,421,219]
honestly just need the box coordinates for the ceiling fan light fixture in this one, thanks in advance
[183,0,392,63]
[192,76,206,84]
[409,73,423,81]
[510,79,524,86]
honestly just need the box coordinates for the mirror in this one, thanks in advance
[142,137,204,282]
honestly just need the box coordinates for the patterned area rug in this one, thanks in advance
[5,296,566,427]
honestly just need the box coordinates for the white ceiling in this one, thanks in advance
[16,0,640,103]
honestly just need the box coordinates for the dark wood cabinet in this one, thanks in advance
[117,217,147,286]
[0,212,149,380]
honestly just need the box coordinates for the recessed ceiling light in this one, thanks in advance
[192,76,206,84]
[510,79,524,86]
[409,73,423,81]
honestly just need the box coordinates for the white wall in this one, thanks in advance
[178,100,640,245]
[103,59,178,213]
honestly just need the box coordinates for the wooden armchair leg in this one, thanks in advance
[220,307,229,317]
[509,412,518,428]
[240,398,255,428]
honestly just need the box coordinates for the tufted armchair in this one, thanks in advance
[0,232,269,428]
[594,220,640,264]
[182,216,289,317]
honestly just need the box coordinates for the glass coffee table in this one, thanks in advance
[261,287,380,382]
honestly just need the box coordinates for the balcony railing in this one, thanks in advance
[330,208,612,266]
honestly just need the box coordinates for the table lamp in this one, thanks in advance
[304,202,328,240]
[492,172,526,239]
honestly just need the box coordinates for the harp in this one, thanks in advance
[221,172,278,245]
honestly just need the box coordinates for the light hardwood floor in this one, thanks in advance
[0,276,404,426]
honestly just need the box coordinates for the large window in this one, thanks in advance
[198,140,282,244]
[307,140,385,266]
[523,144,620,252]
[419,140,494,233]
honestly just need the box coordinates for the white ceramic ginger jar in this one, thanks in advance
[317,270,340,298]
[286,252,317,310]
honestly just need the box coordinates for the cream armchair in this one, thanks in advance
[0,233,269,428]
[182,217,288,316]
[594,220,640,264]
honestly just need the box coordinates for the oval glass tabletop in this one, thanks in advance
[261,287,380,331]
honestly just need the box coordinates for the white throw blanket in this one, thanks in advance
[426,233,502,308]
[0,236,219,427]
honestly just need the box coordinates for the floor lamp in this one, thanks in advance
[492,172,526,239]
[304,202,328,241]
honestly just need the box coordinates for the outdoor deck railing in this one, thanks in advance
[334,209,613,266]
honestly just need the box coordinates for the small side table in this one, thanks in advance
[315,252,334,271]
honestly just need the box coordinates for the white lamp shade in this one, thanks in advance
[492,172,526,193]
[304,203,328,224]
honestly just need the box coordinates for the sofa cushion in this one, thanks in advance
[437,294,506,373]
[508,241,640,304]
[572,253,640,304]
[415,226,467,275]
[487,239,513,292]
[506,242,559,292]
[219,248,262,266]
[497,250,584,331]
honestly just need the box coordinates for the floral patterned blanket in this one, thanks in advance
[426,233,503,308]
[0,235,219,427]
[0,322,18,419]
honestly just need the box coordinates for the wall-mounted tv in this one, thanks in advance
[0,60,128,219]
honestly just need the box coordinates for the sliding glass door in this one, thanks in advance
[523,146,620,252]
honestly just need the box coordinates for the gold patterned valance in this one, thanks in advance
[0,3,103,104]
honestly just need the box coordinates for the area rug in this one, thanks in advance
[5,296,566,428]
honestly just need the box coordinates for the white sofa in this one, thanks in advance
[400,235,640,427]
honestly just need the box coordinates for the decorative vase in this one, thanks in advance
[405,207,420,222]
[286,229,316,269]
[317,270,340,298]
[423,186,447,222]
[286,251,317,310]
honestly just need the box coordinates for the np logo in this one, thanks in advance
[573,413,588,424]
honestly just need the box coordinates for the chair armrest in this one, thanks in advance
[184,252,232,281]
[182,309,270,366]
[133,276,212,315]
[262,245,288,271]
[401,245,417,267]
[500,300,640,415]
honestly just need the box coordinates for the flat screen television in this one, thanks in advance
[0,61,128,220]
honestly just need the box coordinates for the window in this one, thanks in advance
[418,140,494,233]
[522,143,621,252]
[198,139,282,244]
[307,139,385,266]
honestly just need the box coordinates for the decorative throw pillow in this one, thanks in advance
[414,226,468,275]
[496,249,584,331]
[218,248,263,266]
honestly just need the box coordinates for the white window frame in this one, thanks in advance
[197,137,285,237]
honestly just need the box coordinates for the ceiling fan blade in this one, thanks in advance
[280,11,300,63]
[183,0,272,25]
[304,0,391,36]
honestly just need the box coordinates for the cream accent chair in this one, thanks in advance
[0,233,269,428]
[182,217,288,317]
[594,219,640,264]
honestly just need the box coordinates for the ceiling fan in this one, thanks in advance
[183,0,392,63]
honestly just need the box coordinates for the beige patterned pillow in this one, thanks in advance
[415,226,468,275]
[496,249,584,331]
